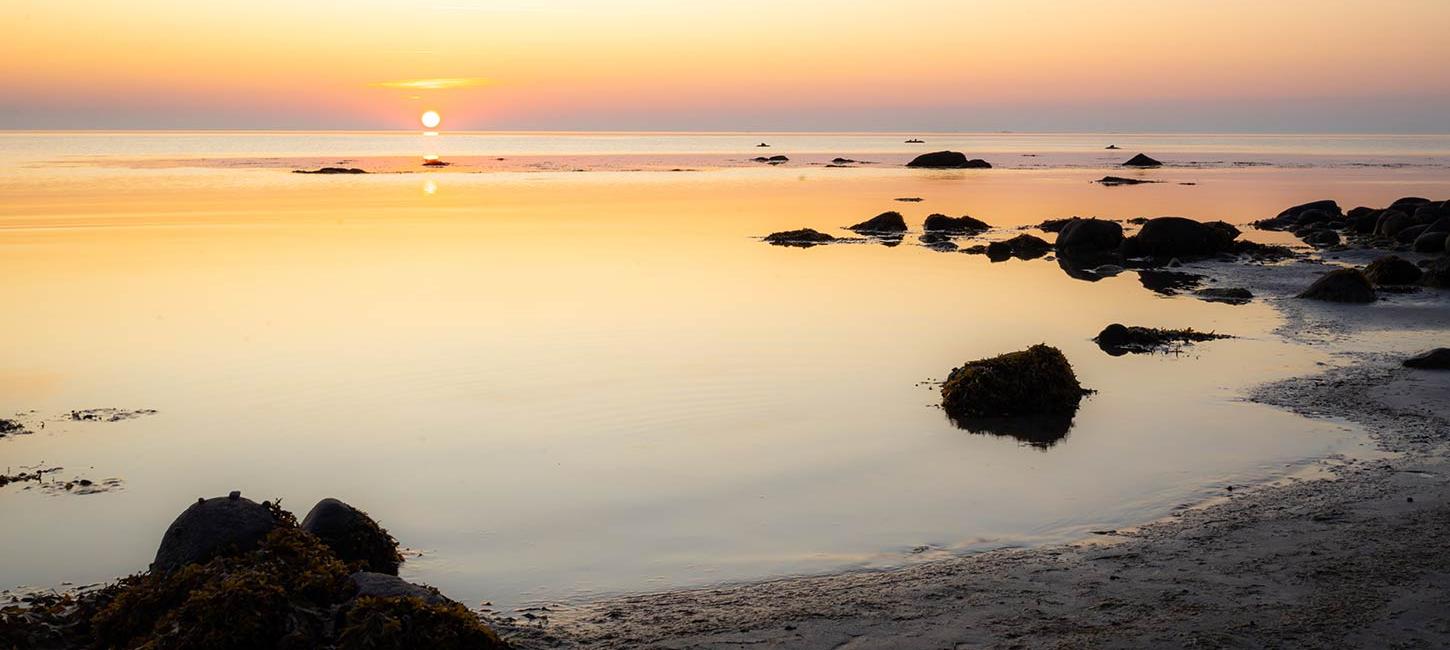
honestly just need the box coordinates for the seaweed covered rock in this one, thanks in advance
[1374,211,1413,238]
[1055,218,1124,255]
[1364,255,1423,285]
[906,151,990,169]
[764,228,835,247]
[1121,153,1162,167]
[1094,323,1231,355]
[337,594,503,650]
[1403,348,1450,370]
[302,498,404,575]
[923,213,990,234]
[1296,268,1376,303]
[1121,217,1239,259]
[847,211,908,234]
[940,345,1088,419]
[152,492,278,573]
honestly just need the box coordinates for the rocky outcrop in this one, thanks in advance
[764,228,836,247]
[294,167,367,174]
[922,214,990,234]
[1121,217,1239,259]
[302,498,404,575]
[847,211,908,234]
[986,234,1052,260]
[906,151,991,169]
[1121,154,1163,167]
[1055,218,1124,255]
[1094,324,1231,355]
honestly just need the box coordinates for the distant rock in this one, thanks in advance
[894,197,924,202]
[763,228,836,247]
[986,234,1051,260]
[1055,218,1124,255]
[1296,268,1376,303]
[1194,287,1254,305]
[1097,176,1155,186]
[1094,323,1231,355]
[756,142,770,147]
[302,498,403,575]
[752,155,789,163]
[1105,145,1121,150]
[1121,217,1239,259]
[1303,229,1341,247]
[940,345,1088,420]
[830,157,858,164]
[421,159,450,167]
[905,139,925,144]
[294,167,367,174]
[152,492,277,573]
[847,211,908,234]
[1121,154,1163,167]
[922,214,990,234]
[906,151,991,169]
[1403,348,1450,370]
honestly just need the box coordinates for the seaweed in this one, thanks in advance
[941,345,1090,419]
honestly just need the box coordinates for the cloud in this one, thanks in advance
[371,78,489,91]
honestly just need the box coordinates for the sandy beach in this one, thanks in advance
[499,252,1450,649]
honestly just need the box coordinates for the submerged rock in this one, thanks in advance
[0,418,25,437]
[1194,287,1254,305]
[906,151,990,169]
[752,155,789,163]
[1403,348,1450,370]
[847,211,908,234]
[1364,255,1423,285]
[1094,323,1232,355]
[1055,218,1124,255]
[302,498,404,575]
[764,228,836,247]
[152,492,278,573]
[1296,268,1377,303]
[922,213,990,234]
[940,345,1089,420]
[1121,154,1163,167]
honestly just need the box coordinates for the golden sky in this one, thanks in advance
[4,0,1449,131]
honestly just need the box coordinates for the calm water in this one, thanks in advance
[2,132,1447,611]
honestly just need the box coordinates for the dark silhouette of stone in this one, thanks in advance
[152,492,277,573]
[1037,218,1075,233]
[1374,211,1413,238]
[1097,176,1155,186]
[1424,256,1450,288]
[1121,154,1162,167]
[847,211,908,234]
[294,167,367,174]
[1194,287,1254,304]
[1297,269,1376,303]
[941,345,1088,420]
[764,228,836,247]
[1390,197,1431,209]
[1414,231,1447,253]
[922,214,990,234]
[1105,144,1121,150]
[752,155,789,163]
[986,234,1051,260]
[756,142,770,147]
[1396,224,1430,244]
[302,498,403,575]
[349,572,449,605]
[1094,323,1231,354]
[906,151,991,169]
[1403,348,1450,370]
[1055,218,1124,255]
[1121,217,1239,258]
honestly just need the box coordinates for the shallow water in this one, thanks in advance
[2,132,1447,611]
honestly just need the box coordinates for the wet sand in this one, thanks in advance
[500,253,1450,648]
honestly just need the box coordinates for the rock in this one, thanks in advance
[1121,217,1239,259]
[1121,154,1163,167]
[1374,211,1413,238]
[906,151,990,169]
[1279,199,1342,221]
[847,211,908,234]
[1037,218,1075,233]
[986,234,1051,260]
[940,345,1088,419]
[1423,256,1450,288]
[1296,268,1376,303]
[1094,324,1231,354]
[1303,229,1341,247]
[1105,144,1121,149]
[763,228,835,247]
[756,142,770,147]
[830,157,858,164]
[1403,348,1450,370]
[152,492,278,573]
[752,155,789,163]
[294,167,367,174]
[348,572,449,605]
[0,418,23,436]
[1194,287,1254,304]
[1363,255,1422,285]
[1414,231,1447,253]
[1138,270,1205,295]
[1097,176,1155,186]
[302,498,403,575]
[922,214,990,234]
[1395,224,1430,244]
[1055,218,1124,255]
[1390,197,1432,209]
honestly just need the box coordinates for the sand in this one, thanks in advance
[499,251,1450,649]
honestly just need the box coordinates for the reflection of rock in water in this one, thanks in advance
[1137,270,1205,295]
[947,412,1076,449]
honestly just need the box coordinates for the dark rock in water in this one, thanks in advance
[1105,144,1121,150]
[1056,218,1124,255]
[152,492,278,573]
[1303,229,1341,247]
[756,142,770,147]
[1121,153,1162,167]
[1254,199,1342,230]
[986,234,1051,260]
[1097,176,1155,186]
[1094,323,1231,354]
[1414,230,1447,253]
[1037,218,1075,233]
[752,155,789,163]
[1297,268,1376,303]
[941,345,1089,420]
[294,167,367,174]
[848,211,908,234]
[1138,270,1205,295]
[764,228,835,247]
[1365,255,1423,285]
[1121,217,1239,259]
[1403,348,1450,370]
[1424,256,1450,288]
[894,197,924,202]
[923,213,990,234]
[950,413,1076,449]
[1391,197,1431,209]
[906,151,990,169]
[349,571,449,605]
[830,157,858,164]
[1374,211,1413,238]
[302,498,403,575]
[920,235,958,251]
[904,138,925,144]
[1231,240,1298,262]
[0,418,25,437]
[1194,287,1254,304]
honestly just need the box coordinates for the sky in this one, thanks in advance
[3,0,1450,132]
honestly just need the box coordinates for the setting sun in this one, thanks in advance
[421,110,441,129]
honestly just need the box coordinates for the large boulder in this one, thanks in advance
[940,345,1088,419]
[349,571,448,605]
[1414,230,1447,253]
[1296,268,1376,303]
[1424,256,1450,288]
[764,228,835,247]
[1121,154,1162,167]
[1403,348,1450,370]
[1374,210,1413,238]
[1121,217,1239,258]
[1259,199,1342,230]
[1395,224,1430,244]
[1348,207,1382,233]
[152,491,278,573]
[986,234,1051,260]
[847,211,908,234]
[1055,218,1124,255]
[1364,255,1423,285]
[302,498,404,575]
[923,213,990,234]
[1094,324,1230,355]
[906,151,990,169]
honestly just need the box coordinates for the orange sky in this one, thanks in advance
[4,0,1449,131]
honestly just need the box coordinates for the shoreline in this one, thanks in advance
[498,253,1450,648]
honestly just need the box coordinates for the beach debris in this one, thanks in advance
[940,345,1090,422]
[1402,348,1450,370]
[1296,268,1377,303]
[847,211,908,234]
[763,228,836,247]
[1194,287,1254,305]
[1364,255,1423,286]
[293,167,367,174]
[1121,153,1163,167]
[68,408,157,422]
[1121,217,1240,259]
[302,498,404,575]
[922,213,990,235]
[906,151,991,169]
[1096,176,1157,186]
[1093,323,1232,355]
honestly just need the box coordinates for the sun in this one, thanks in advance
[420,110,441,129]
